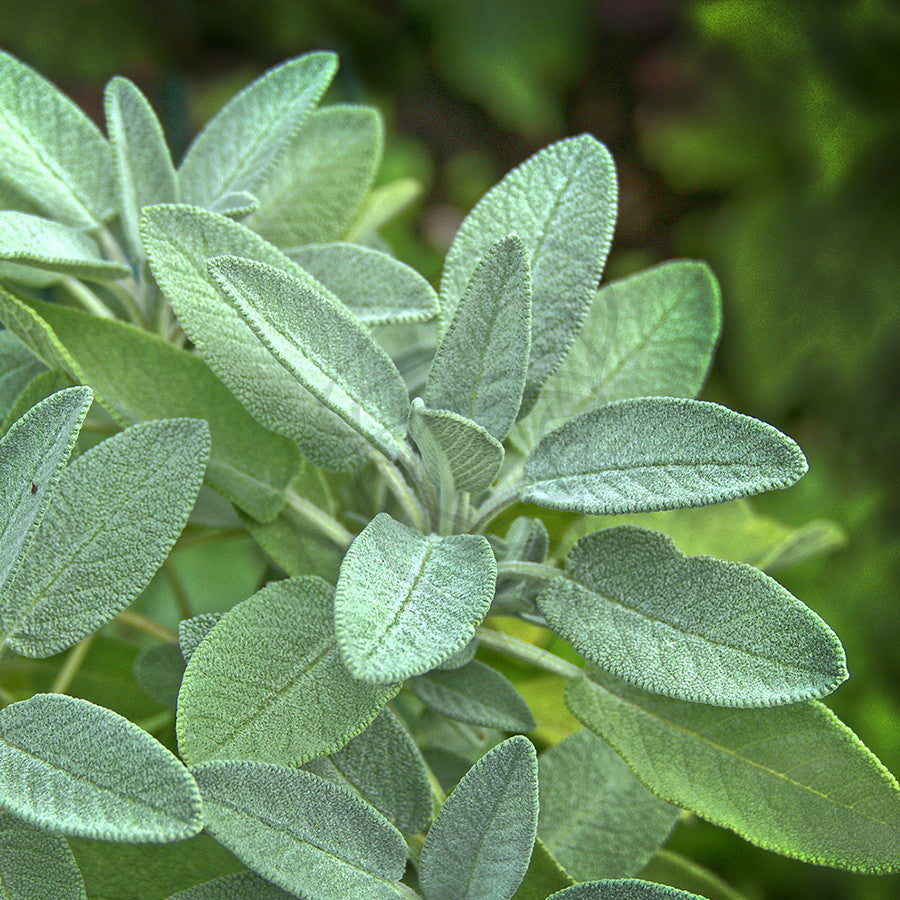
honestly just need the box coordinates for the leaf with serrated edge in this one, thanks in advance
[539,525,847,707]
[177,576,399,766]
[419,736,539,900]
[208,191,259,220]
[0,285,81,376]
[335,513,496,682]
[2,419,210,657]
[0,693,202,842]
[192,760,407,900]
[566,671,900,873]
[440,135,616,412]
[547,881,705,899]
[167,872,293,899]
[522,398,808,515]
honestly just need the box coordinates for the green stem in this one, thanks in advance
[61,277,116,319]
[371,452,428,532]
[284,488,353,550]
[476,627,581,679]
[136,709,174,735]
[469,485,519,533]
[50,635,95,694]
[497,560,562,581]
[116,609,178,643]
[162,561,193,619]
[403,450,439,530]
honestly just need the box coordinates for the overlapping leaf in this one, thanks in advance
[168,872,293,899]
[547,882,704,899]
[0,332,45,423]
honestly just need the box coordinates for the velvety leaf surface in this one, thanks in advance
[0,694,202,842]
[177,577,398,766]
[547,881,704,899]
[167,872,293,899]
[539,525,847,706]
[566,671,900,873]
[178,614,222,664]
[440,135,617,411]
[193,760,407,899]
[0,331,45,422]
[207,191,259,220]
[419,735,539,900]
[427,234,531,440]
[522,398,808,515]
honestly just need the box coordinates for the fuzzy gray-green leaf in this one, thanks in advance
[0,694,202,842]
[335,513,496,682]
[419,735,539,900]
[427,234,531,439]
[440,135,616,412]
[0,332,45,423]
[193,760,408,900]
[177,577,399,767]
[178,614,222,664]
[167,872,292,899]
[547,881,705,899]
[522,398,808,515]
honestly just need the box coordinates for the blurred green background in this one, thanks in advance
[3,1,897,896]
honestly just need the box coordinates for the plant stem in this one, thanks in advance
[50,635,95,694]
[136,710,174,736]
[469,485,519,533]
[476,627,581,679]
[284,488,354,550]
[371,452,428,532]
[162,561,193,619]
[116,610,178,643]
[61,276,116,319]
[402,450,439,530]
[497,560,562,581]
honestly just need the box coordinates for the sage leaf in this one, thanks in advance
[438,637,478,671]
[177,577,399,767]
[209,255,410,460]
[178,53,338,207]
[0,285,80,376]
[243,512,343,582]
[289,242,439,326]
[547,881,705,899]
[0,51,113,227]
[168,872,293,899]
[346,177,420,242]
[207,191,259,220]
[541,526,847,706]
[566,671,900,873]
[192,760,408,900]
[247,105,383,249]
[178,614,222,665]
[511,836,573,900]
[304,707,433,834]
[440,135,617,411]
[538,729,679,880]
[134,642,187,708]
[335,512,496,682]
[104,77,177,260]
[638,851,748,900]
[2,418,210,657]
[426,234,532,440]
[0,331,45,423]
[419,735,539,900]
[410,661,536,733]
[409,400,504,495]
[522,398,808,515]
[0,693,202,842]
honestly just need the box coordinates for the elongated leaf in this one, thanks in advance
[440,135,616,411]
[168,872,292,899]
[335,513,496,682]
[0,51,113,227]
[516,261,721,452]
[410,661,535,733]
[141,204,368,470]
[566,671,900,873]
[208,191,259,220]
[0,285,80,376]
[0,331,45,422]
[305,707,433,834]
[419,736,539,900]
[177,577,398,766]
[547,881,704,899]
[0,811,87,900]
[427,234,531,439]
[539,526,847,706]
[178,614,222,665]
[0,386,91,597]
[209,255,410,460]
[538,729,679,880]
[511,836,573,900]
[346,177,420,242]
[639,851,748,900]
[243,512,343,582]
[2,419,210,657]
[289,242,439,325]
[179,53,337,206]
[522,398,808,515]
[248,105,383,249]
[0,693,202,842]
[104,77,177,259]
[193,760,407,899]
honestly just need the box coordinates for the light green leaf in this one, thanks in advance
[0,693,202,842]
[409,400,504,495]
[141,203,369,470]
[177,577,399,766]
[566,671,900,873]
[178,53,338,207]
[511,835,573,900]
[104,76,177,260]
[0,212,128,281]
[539,525,847,706]
[419,735,539,900]
[1,370,74,436]
[305,706,433,834]
[134,642,186,708]
[25,297,300,521]
[0,331,46,422]
[209,255,410,461]
[547,881,705,899]
[193,760,408,900]
[516,261,721,453]
[2,419,210,657]
[288,242,439,326]
[335,513,496,682]
[0,386,91,596]
[438,637,478,671]
[440,135,617,412]
[410,661,535,733]
[638,851,748,900]
[521,398,808,515]
[243,512,343,582]
[247,105,383,249]
[207,191,259,220]
[0,811,87,900]
[538,729,679,880]
[178,614,222,665]
[346,177,420,242]
[0,51,113,227]
[167,872,292,899]
[0,285,80,376]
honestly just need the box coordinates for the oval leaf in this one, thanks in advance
[168,872,293,899]
[548,881,705,899]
